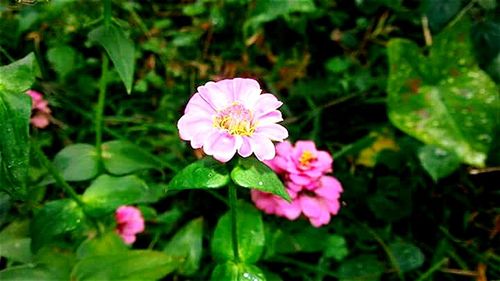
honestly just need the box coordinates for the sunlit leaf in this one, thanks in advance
[418,144,461,181]
[211,261,266,281]
[52,144,98,182]
[169,157,230,190]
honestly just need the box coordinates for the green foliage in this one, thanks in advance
[71,250,178,281]
[88,24,135,94]
[231,157,290,201]
[211,261,266,281]
[417,144,461,181]
[387,20,499,167]
[169,157,230,190]
[101,140,163,175]
[388,241,425,272]
[163,218,203,275]
[30,199,85,252]
[52,144,98,181]
[337,255,385,281]
[0,54,37,200]
[212,201,265,263]
[82,174,155,216]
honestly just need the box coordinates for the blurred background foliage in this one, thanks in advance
[0,0,499,280]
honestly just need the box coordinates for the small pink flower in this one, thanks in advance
[266,140,333,186]
[177,78,288,162]
[115,206,145,245]
[251,176,343,227]
[27,90,52,129]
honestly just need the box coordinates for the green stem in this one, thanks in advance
[415,258,448,281]
[103,0,112,26]
[228,184,240,262]
[32,140,85,208]
[95,53,109,171]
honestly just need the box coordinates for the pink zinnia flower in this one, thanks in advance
[27,90,52,129]
[266,140,333,186]
[177,78,288,162]
[115,206,145,244]
[251,176,343,227]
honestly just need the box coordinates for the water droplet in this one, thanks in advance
[435,148,448,157]
[258,181,263,186]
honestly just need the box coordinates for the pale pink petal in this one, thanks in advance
[255,124,288,141]
[184,93,216,115]
[275,141,293,155]
[257,110,283,125]
[251,190,279,214]
[238,136,253,157]
[191,128,218,149]
[197,81,232,111]
[253,94,283,118]
[249,134,276,161]
[295,141,317,153]
[232,78,261,108]
[177,114,213,141]
[206,132,238,163]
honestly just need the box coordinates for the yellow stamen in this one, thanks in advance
[299,150,316,167]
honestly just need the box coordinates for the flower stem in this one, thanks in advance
[32,140,85,208]
[103,0,112,26]
[228,184,240,262]
[95,53,109,171]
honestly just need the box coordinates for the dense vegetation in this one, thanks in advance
[0,0,499,280]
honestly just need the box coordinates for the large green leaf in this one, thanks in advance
[387,20,499,167]
[52,144,99,182]
[47,45,79,79]
[231,157,290,202]
[76,232,128,259]
[0,267,54,281]
[30,199,85,252]
[88,24,135,94]
[211,201,265,263]
[71,250,178,281]
[102,140,163,175]
[211,261,266,281]
[163,218,203,275]
[0,53,37,200]
[417,144,461,181]
[169,157,230,190]
[82,174,154,216]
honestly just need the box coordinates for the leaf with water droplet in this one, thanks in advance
[210,261,266,281]
[418,144,461,181]
[231,157,290,202]
[169,157,229,190]
[387,19,499,167]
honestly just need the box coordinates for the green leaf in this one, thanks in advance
[163,218,203,275]
[388,242,425,272]
[82,174,153,216]
[30,199,85,252]
[337,255,385,281]
[0,53,37,200]
[71,250,178,281]
[264,226,329,258]
[324,235,349,261]
[418,145,461,181]
[76,232,128,259]
[231,157,290,202]
[0,220,32,263]
[88,24,135,94]
[52,144,99,181]
[211,201,265,263]
[423,0,462,32]
[169,157,230,190]
[47,45,79,79]
[102,140,163,175]
[211,261,266,281]
[387,20,499,167]
[35,246,76,280]
[0,267,54,281]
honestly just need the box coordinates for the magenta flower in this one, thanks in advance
[27,90,52,129]
[115,206,145,245]
[251,175,343,227]
[266,140,333,186]
[177,78,288,162]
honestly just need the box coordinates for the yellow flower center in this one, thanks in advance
[213,103,255,136]
[299,150,316,167]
